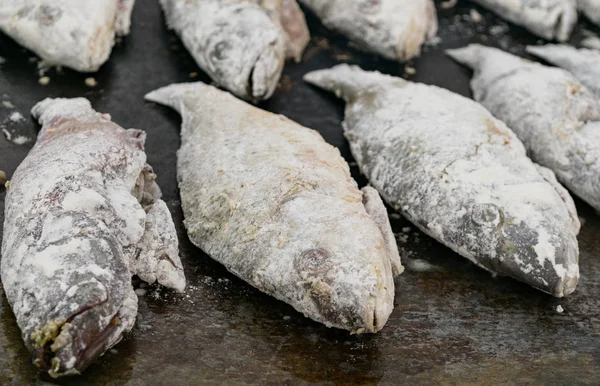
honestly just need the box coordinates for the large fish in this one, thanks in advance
[145,82,402,333]
[526,44,600,97]
[0,0,136,72]
[578,0,600,25]
[298,0,438,61]
[304,64,580,297]
[448,44,600,212]
[158,0,309,102]
[468,0,578,41]
[1,98,185,377]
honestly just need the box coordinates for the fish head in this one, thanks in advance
[26,270,137,377]
[446,199,579,297]
[202,4,285,101]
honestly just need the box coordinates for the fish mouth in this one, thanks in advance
[551,238,579,298]
[32,289,136,378]
[244,41,284,102]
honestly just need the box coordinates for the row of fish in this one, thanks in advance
[6,1,599,102]
[2,40,599,376]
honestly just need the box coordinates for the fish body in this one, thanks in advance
[1,98,185,377]
[0,0,135,72]
[298,0,438,61]
[578,0,600,25]
[448,44,600,213]
[145,82,402,333]
[527,44,600,97]
[304,64,580,297]
[158,0,308,101]
[469,0,577,41]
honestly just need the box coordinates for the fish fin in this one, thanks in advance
[525,44,573,65]
[145,82,212,114]
[445,44,486,70]
[115,0,136,36]
[303,64,404,101]
[361,186,404,277]
[533,164,581,235]
[130,199,186,292]
[280,0,310,62]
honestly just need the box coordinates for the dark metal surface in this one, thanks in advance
[1,1,599,384]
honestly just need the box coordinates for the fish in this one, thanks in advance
[468,0,578,41]
[145,82,402,333]
[526,44,600,97]
[1,98,186,377]
[448,44,600,213]
[298,0,438,61]
[304,64,580,297]
[158,0,309,102]
[0,0,136,72]
[578,0,600,25]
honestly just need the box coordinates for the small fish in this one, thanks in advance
[1,98,185,377]
[0,0,135,72]
[304,64,580,297]
[145,82,402,333]
[158,0,309,101]
[469,0,578,41]
[526,44,600,97]
[578,0,600,26]
[448,44,600,212]
[298,0,438,61]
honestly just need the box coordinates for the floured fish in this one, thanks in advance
[145,82,402,333]
[469,0,578,41]
[0,0,136,72]
[298,0,438,61]
[304,64,580,297]
[448,44,600,212]
[1,98,185,377]
[578,0,600,25]
[158,0,309,101]
[526,44,600,97]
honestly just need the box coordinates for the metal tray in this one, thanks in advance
[1,1,599,384]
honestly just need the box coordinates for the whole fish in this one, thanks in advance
[145,82,402,333]
[298,0,438,61]
[526,44,600,97]
[468,0,578,41]
[158,0,309,101]
[578,0,600,25]
[304,64,580,297]
[448,44,600,212]
[1,98,185,377]
[0,0,136,72]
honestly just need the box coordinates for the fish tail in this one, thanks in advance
[303,64,403,102]
[31,98,96,127]
[445,44,486,71]
[145,82,213,115]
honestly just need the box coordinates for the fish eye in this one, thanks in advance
[210,41,231,62]
[471,203,503,228]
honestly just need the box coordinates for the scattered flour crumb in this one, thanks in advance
[189,72,198,78]
[402,227,411,233]
[470,9,483,23]
[85,77,97,87]
[3,128,11,140]
[12,136,30,145]
[135,288,147,296]
[0,170,6,185]
[9,111,24,122]
[556,305,564,313]
[109,349,118,355]
[440,0,457,9]
[283,315,291,321]
[39,76,50,86]
[2,101,14,108]
[404,66,416,76]
[389,213,401,220]
[406,259,438,272]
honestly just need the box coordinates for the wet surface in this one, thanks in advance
[0,1,599,385]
